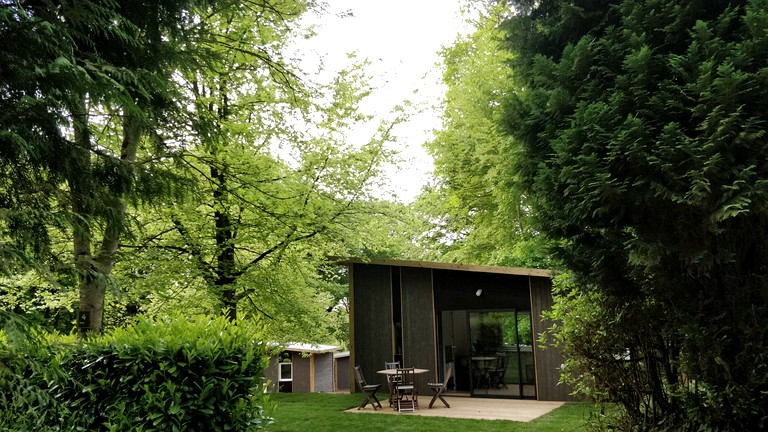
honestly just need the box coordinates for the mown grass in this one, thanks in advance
[265,392,595,432]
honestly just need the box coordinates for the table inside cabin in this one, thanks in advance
[471,356,497,389]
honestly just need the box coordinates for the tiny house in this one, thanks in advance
[343,258,572,401]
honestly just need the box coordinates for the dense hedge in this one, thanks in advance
[0,314,272,431]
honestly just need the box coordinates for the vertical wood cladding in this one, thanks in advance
[400,266,437,394]
[264,356,279,392]
[292,353,311,393]
[335,355,350,392]
[351,264,394,390]
[529,276,572,401]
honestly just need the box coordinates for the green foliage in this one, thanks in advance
[0,312,73,431]
[0,0,211,334]
[420,2,553,268]
[1,0,396,343]
[505,0,768,430]
[542,273,668,430]
[0,0,191,249]
[0,314,272,431]
[107,1,404,342]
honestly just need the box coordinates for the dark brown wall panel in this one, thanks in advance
[264,356,279,392]
[335,356,350,392]
[529,277,573,401]
[400,266,437,394]
[351,264,393,391]
[292,353,311,393]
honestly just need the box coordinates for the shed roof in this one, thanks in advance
[340,258,552,278]
[282,342,341,354]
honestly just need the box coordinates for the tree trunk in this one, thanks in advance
[212,164,238,320]
[210,82,239,321]
[74,110,142,337]
[69,93,99,337]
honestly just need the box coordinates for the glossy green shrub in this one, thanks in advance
[0,317,62,431]
[1,314,272,431]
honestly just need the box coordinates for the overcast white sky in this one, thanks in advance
[290,1,470,202]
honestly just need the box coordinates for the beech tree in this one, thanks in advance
[503,0,768,429]
[106,3,405,340]
[1,0,413,344]
[420,2,551,267]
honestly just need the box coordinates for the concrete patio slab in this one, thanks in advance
[346,396,564,422]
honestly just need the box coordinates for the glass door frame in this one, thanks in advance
[467,308,536,399]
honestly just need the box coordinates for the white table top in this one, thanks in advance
[471,356,497,361]
[376,368,429,375]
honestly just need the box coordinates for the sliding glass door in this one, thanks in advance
[468,310,535,398]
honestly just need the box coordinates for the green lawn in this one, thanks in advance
[265,393,594,432]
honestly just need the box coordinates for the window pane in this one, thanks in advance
[279,363,292,381]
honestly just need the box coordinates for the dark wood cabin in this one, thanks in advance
[343,259,571,401]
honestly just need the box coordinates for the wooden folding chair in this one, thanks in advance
[488,353,509,389]
[384,361,401,370]
[384,361,401,406]
[395,367,417,412]
[354,365,382,410]
[427,362,453,408]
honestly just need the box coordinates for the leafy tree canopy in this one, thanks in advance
[420,1,552,268]
[0,0,416,347]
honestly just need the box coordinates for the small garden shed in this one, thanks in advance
[264,343,341,393]
[343,258,571,401]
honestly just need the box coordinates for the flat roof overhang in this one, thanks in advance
[338,257,552,278]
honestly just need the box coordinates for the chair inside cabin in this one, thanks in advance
[488,353,509,389]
